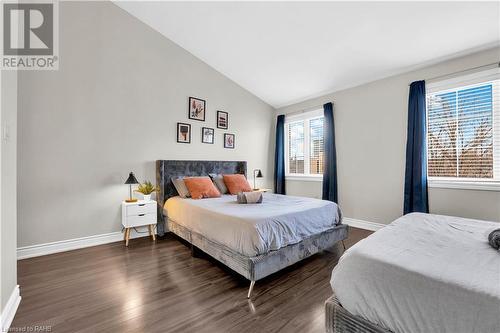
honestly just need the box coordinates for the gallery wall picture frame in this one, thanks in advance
[224,133,235,149]
[202,127,214,144]
[189,97,206,121]
[177,122,191,143]
[217,110,228,129]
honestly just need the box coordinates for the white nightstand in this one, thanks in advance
[121,200,157,246]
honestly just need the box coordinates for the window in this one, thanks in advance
[285,109,324,180]
[426,68,500,190]
[287,121,305,174]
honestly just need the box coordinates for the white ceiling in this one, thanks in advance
[115,1,500,108]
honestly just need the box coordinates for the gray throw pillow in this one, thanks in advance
[171,177,190,198]
[209,173,228,194]
[237,191,263,204]
[236,192,247,204]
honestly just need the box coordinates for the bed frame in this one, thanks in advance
[156,160,349,298]
[325,293,393,333]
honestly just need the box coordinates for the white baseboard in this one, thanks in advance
[343,217,386,231]
[1,285,21,332]
[17,227,154,260]
[18,218,381,260]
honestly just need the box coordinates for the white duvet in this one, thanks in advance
[164,193,341,257]
[331,213,500,333]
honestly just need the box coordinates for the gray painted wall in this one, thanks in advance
[278,47,500,224]
[1,70,18,310]
[17,1,275,247]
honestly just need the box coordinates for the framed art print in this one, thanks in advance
[177,123,191,143]
[202,127,214,144]
[217,111,228,129]
[189,97,206,121]
[224,133,235,149]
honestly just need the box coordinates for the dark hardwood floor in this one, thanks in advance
[12,227,372,333]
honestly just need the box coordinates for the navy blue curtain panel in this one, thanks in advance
[274,115,286,194]
[322,102,338,202]
[404,80,429,214]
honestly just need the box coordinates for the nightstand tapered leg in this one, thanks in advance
[149,224,156,241]
[125,228,130,246]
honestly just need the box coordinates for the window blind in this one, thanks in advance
[287,121,305,174]
[309,117,324,174]
[426,75,500,181]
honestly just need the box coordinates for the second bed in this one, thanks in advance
[328,213,500,333]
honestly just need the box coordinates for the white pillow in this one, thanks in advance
[171,177,190,198]
[209,173,228,194]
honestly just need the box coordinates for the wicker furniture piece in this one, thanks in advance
[156,160,349,298]
[325,293,393,333]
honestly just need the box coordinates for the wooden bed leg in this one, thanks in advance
[247,281,255,299]
[341,240,347,251]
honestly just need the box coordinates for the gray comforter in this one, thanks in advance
[165,193,341,256]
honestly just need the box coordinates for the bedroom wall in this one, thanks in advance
[17,1,275,248]
[277,47,500,224]
[1,71,18,313]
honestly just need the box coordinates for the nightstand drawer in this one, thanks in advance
[126,202,156,216]
[124,213,156,228]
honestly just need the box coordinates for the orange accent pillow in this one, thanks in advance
[223,174,252,195]
[183,177,221,199]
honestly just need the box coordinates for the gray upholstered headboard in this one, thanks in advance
[155,160,247,236]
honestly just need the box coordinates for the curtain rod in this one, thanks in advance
[408,61,500,86]
[280,104,325,117]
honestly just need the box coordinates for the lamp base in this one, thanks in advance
[125,198,138,203]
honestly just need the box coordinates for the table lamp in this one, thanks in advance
[253,169,263,190]
[125,172,139,202]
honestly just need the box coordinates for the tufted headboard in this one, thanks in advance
[155,160,247,236]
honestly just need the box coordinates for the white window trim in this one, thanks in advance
[284,109,324,181]
[285,108,323,122]
[428,178,500,191]
[426,67,499,93]
[285,174,323,182]
[426,68,500,192]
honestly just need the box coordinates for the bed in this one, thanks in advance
[327,212,500,333]
[156,160,349,298]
